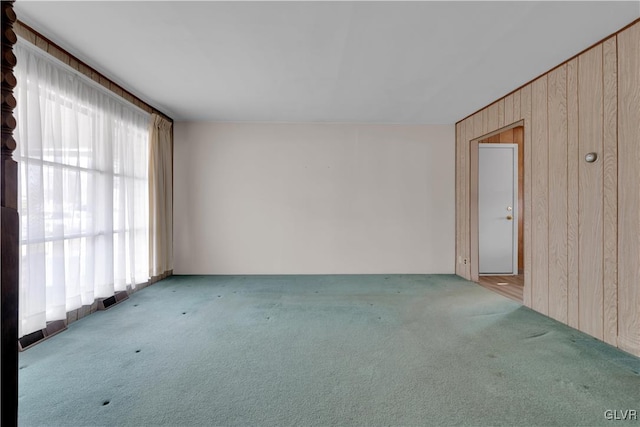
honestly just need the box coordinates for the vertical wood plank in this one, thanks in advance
[464,119,474,280]
[99,75,110,90]
[547,65,568,323]
[514,127,525,273]
[473,112,482,141]
[456,122,464,277]
[567,58,580,329]
[35,34,48,51]
[602,36,618,347]
[469,138,479,282]
[531,76,549,315]
[487,101,500,132]
[14,21,37,44]
[578,44,604,340]
[504,93,514,125]
[47,44,70,65]
[520,85,532,308]
[496,127,526,273]
[513,90,522,122]
[456,118,473,281]
[617,22,640,356]
[498,98,505,128]
[497,129,514,143]
[467,109,486,281]
[68,57,79,72]
[481,108,488,136]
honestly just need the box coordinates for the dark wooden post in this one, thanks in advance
[1,0,19,425]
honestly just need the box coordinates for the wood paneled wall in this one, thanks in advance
[455,20,640,357]
[617,22,640,356]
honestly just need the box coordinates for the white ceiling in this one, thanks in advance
[14,1,640,124]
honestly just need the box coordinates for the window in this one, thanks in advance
[14,40,150,337]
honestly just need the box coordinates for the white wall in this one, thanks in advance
[173,122,455,274]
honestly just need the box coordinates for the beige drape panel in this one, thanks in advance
[149,114,173,280]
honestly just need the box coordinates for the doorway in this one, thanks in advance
[473,125,524,303]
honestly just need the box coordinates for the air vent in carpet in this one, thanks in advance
[19,330,44,350]
[98,291,129,310]
[19,320,67,351]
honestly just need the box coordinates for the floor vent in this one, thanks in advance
[98,291,129,310]
[19,320,67,351]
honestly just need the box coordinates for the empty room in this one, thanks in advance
[2,1,640,426]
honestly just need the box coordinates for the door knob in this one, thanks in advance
[506,215,513,220]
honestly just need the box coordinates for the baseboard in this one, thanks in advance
[20,274,174,350]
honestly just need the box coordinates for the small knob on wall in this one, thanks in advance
[585,152,598,163]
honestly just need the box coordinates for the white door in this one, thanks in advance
[478,144,518,275]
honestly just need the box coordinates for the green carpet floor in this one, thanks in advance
[18,275,640,426]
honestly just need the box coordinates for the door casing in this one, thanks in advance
[470,120,525,283]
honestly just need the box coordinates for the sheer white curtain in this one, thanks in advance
[14,40,150,337]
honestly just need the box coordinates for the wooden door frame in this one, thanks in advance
[470,120,524,283]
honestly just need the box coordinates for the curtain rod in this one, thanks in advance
[14,20,173,123]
